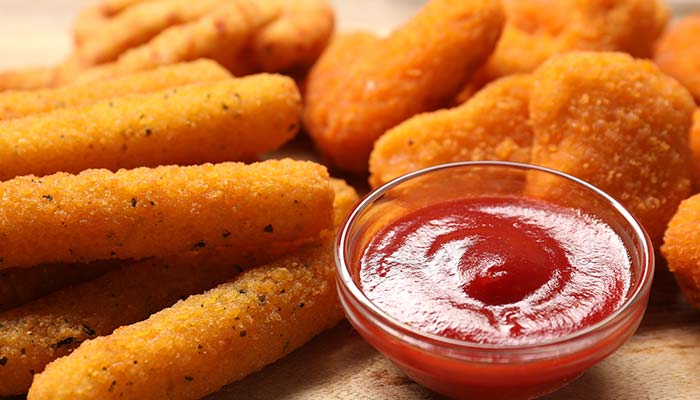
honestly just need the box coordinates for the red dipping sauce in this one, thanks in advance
[358,196,632,346]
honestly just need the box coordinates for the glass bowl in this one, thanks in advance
[335,161,654,400]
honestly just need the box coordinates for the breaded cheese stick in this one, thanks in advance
[0,74,300,181]
[69,0,222,68]
[0,60,230,120]
[0,67,54,92]
[0,179,353,396]
[27,180,358,400]
[0,159,333,270]
[0,261,119,313]
[72,2,277,83]
[369,74,533,188]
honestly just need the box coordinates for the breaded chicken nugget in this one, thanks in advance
[0,60,230,120]
[661,194,700,308]
[303,0,505,172]
[655,14,700,102]
[0,261,119,313]
[691,110,700,191]
[473,0,668,89]
[0,159,333,270]
[27,181,358,400]
[369,74,532,188]
[0,74,300,180]
[527,52,695,243]
[0,179,353,396]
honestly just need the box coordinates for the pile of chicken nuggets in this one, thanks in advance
[1,0,700,398]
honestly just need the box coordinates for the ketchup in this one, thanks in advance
[358,196,632,345]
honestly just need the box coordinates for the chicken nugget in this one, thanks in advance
[472,0,668,90]
[527,52,694,243]
[27,180,358,400]
[0,261,119,313]
[0,60,230,120]
[303,0,505,172]
[661,194,700,308]
[250,0,334,72]
[369,74,532,188]
[0,74,300,180]
[691,110,700,191]
[655,14,700,102]
[0,159,333,270]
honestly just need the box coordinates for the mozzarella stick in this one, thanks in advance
[27,180,358,400]
[0,261,119,313]
[0,159,333,270]
[0,179,353,396]
[0,60,230,121]
[70,0,222,67]
[0,67,54,92]
[0,74,300,181]
[73,2,277,83]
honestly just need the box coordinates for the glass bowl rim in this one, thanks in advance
[335,160,655,354]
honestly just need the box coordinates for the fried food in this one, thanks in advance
[526,52,695,243]
[0,67,54,92]
[369,74,532,188]
[691,110,700,191]
[27,180,359,400]
[303,0,505,172]
[661,194,700,308]
[655,14,700,102]
[0,159,334,270]
[0,60,230,120]
[472,0,668,90]
[0,258,240,395]
[67,0,221,69]
[0,261,119,313]
[0,179,354,396]
[0,74,300,180]
[59,0,334,85]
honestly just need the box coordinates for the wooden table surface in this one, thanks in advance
[0,1,699,399]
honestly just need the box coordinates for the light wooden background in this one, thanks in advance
[0,1,699,400]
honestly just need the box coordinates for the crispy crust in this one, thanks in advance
[0,74,300,180]
[662,193,700,308]
[655,14,700,102]
[303,0,505,172]
[0,159,334,269]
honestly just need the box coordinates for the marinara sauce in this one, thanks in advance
[358,196,631,346]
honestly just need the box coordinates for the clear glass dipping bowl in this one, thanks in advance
[335,161,654,400]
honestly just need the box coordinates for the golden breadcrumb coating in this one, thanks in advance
[0,60,230,120]
[0,179,355,395]
[661,194,700,308]
[0,261,119,313]
[0,74,300,180]
[527,52,694,244]
[0,67,54,92]
[369,74,532,188]
[303,0,505,172]
[691,110,700,191]
[469,0,668,93]
[27,181,359,400]
[655,14,700,101]
[0,159,333,269]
